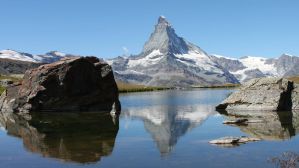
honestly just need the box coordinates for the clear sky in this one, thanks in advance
[1,0,298,58]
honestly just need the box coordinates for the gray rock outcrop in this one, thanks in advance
[0,57,121,113]
[216,77,298,112]
[221,111,299,140]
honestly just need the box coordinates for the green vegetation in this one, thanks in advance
[288,76,299,84]
[0,86,5,94]
[0,74,22,82]
[117,81,169,93]
[192,83,241,89]
[0,74,23,94]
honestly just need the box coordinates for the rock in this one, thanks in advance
[216,77,296,112]
[209,136,240,144]
[221,111,299,140]
[245,119,264,123]
[0,79,13,87]
[0,57,121,113]
[223,118,264,125]
[292,84,299,110]
[223,118,248,125]
[0,112,119,163]
[209,136,261,145]
[238,137,261,143]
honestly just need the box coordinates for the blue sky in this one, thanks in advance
[0,0,298,58]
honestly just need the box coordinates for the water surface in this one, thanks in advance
[1,89,299,168]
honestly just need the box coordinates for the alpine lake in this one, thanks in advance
[1,89,299,168]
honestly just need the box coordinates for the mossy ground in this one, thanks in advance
[0,74,22,94]
[192,83,241,88]
[116,81,169,93]
[288,76,299,84]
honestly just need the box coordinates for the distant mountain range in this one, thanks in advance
[210,54,299,82]
[1,16,299,86]
[0,50,78,74]
[0,49,76,63]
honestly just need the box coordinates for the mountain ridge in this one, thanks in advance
[1,16,299,86]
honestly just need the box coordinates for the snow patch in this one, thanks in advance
[128,50,163,68]
[239,56,277,75]
[0,49,37,62]
[115,70,145,75]
[211,54,238,60]
[175,51,223,73]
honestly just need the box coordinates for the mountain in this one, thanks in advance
[2,17,299,85]
[108,16,299,86]
[108,16,239,87]
[122,104,216,154]
[211,53,299,82]
[0,58,41,75]
[0,49,75,63]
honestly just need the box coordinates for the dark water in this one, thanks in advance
[1,89,299,168]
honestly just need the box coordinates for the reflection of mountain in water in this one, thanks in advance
[222,111,299,140]
[0,112,119,164]
[122,105,216,155]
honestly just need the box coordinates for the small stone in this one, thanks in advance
[223,118,248,124]
[209,136,261,145]
[209,137,240,144]
[238,137,261,143]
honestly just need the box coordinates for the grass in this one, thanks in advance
[0,86,5,94]
[288,76,299,84]
[192,83,241,88]
[0,74,22,83]
[0,74,23,94]
[117,81,169,93]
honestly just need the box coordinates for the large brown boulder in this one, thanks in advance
[0,112,119,164]
[0,57,121,113]
[216,77,298,112]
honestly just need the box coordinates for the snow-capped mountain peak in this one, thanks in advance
[0,49,37,62]
[142,16,190,55]
[46,51,66,57]
[158,15,170,26]
[0,49,70,63]
[109,16,239,87]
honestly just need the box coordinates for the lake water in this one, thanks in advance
[1,89,299,168]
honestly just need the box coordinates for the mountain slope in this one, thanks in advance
[123,104,216,154]
[109,16,239,87]
[211,54,299,82]
[0,58,41,75]
[0,49,75,63]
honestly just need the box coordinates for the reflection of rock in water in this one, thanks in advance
[222,111,299,140]
[122,105,216,155]
[0,112,119,164]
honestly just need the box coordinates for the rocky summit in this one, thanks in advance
[108,16,239,87]
[0,57,121,113]
[216,77,299,112]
